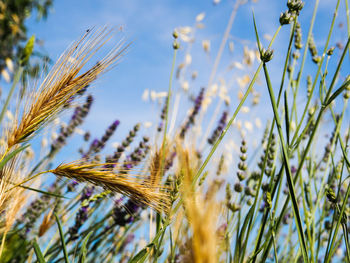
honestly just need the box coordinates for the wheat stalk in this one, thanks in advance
[7,27,129,148]
[52,161,170,213]
[9,160,171,213]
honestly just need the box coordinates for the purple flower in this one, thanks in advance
[112,199,141,227]
[68,186,95,241]
[84,120,120,158]
[51,95,93,153]
[208,111,228,144]
[180,87,205,139]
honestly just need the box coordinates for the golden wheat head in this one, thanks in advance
[51,161,170,213]
[7,27,129,148]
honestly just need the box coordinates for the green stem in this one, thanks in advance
[0,67,23,125]
[263,62,309,262]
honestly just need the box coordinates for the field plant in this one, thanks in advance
[0,0,349,262]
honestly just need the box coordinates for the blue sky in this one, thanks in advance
[21,0,349,162]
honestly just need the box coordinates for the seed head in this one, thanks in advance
[279,11,292,25]
[7,27,128,148]
[287,0,304,14]
[260,48,274,63]
[173,41,180,50]
[51,161,170,213]
[326,187,337,204]
[172,30,179,39]
[327,47,335,56]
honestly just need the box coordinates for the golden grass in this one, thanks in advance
[148,143,172,187]
[51,161,170,213]
[149,149,162,187]
[0,157,24,220]
[0,156,36,256]
[38,209,55,237]
[7,27,129,148]
[176,146,222,263]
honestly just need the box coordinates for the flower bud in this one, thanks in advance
[260,48,274,63]
[279,11,292,25]
[173,41,180,50]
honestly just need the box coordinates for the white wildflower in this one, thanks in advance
[5,58,14,72]
[202,97,212,111]
[185,54,192,65]
[181,81,189,91]
[53,118,60,125]
[219,85,228,100]
[229,41,234,53]
[51,132,58,140]
[232,61,244,70]
[241,106,250,113]
[243,46,255,66]
[177,26,192,42]
[238,90,244,100]
[143,121,152,128]
[142,89,149,102]
[237,75,250,88]
[178,26,192,35]
[179,34,192,42]
[112,142,120,148]
[196,12,205,22]
[235,119,242,129]
[75,128,84,135]
[5,110,13,121]
[244,121,253,132]
[255,118,262,128]
[41,138,48,148]
[202,40,210,53]
[150,90,157,102]
[157,91,168,98]
[1,69,10,83]
[210,83,218,95]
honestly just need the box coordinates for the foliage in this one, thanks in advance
[0,0,52,82]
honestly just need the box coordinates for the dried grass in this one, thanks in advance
[0,156,35,256]
[38,209,55,237]
[148,143,171,187]
[177,146,222,263]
